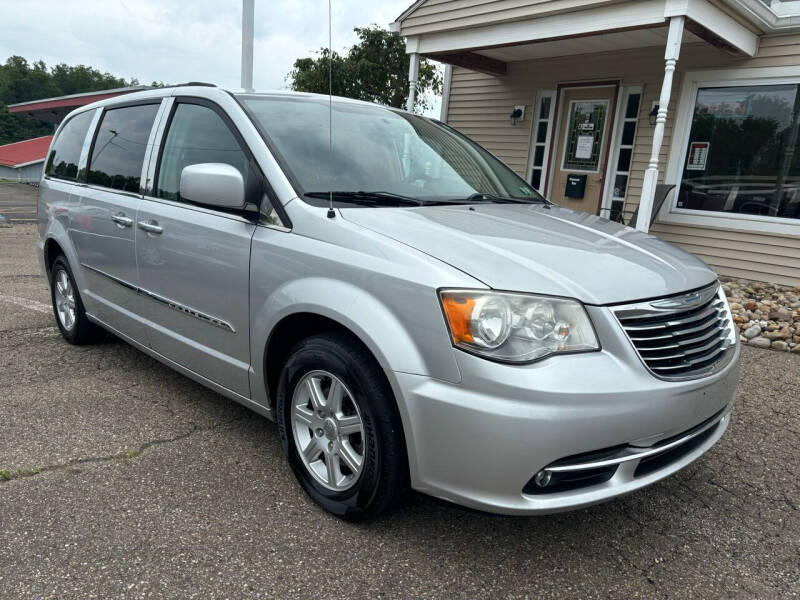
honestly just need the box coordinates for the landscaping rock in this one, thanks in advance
[749,337,772,348]
[743,324,761,339]
[721,276,800,355]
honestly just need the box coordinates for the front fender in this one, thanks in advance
[250,276,462,402]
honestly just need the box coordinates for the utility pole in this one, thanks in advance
[241,0,255,92]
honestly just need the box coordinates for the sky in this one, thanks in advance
[0,0,441,115]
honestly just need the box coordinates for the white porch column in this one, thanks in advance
[637,15,684,232]
[406,52,420,112]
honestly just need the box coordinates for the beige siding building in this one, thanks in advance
[393,0,800,286]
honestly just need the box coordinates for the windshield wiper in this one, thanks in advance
[304,191,424,206]
[463,192,550,205]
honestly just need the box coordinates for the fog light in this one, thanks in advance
[534,470,552,488]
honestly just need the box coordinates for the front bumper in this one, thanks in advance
[395,305,740,515]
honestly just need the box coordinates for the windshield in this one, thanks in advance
[238,94,544,206]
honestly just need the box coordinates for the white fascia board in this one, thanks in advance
[667,0,759,55]
[721,0,800,33]
[12,158,45,168]
[415,0,667,55]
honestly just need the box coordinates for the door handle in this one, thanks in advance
[111,213,133,228]
[137,219,163,235]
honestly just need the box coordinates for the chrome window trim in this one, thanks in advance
[84,184,142,199]
[138,193,254,224]
[80,263,236,333]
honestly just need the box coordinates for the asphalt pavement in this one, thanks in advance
[0,182,38,224]
[0,183,798,599]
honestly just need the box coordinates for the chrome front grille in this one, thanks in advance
[612,283,737,380]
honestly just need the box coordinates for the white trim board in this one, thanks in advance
[660,65,800,237]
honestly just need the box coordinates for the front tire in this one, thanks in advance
[277,332,408,521]
[49,255,101,344]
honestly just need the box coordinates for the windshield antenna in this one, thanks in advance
[326,0,335,219]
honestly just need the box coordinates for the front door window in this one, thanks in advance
[562,100,608,172]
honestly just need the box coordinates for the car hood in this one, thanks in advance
[340,203,717,305]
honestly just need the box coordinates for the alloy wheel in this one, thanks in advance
[54,268,76,332]
[291,370,366,492]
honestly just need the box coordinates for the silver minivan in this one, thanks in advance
[37,85,740,520]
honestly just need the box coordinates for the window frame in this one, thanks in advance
[526,90,555,195]
[44,108,97,183]
[151,96,289,227]
[84,98,163,195]
[600,85,642,219]
[662,66,800,235]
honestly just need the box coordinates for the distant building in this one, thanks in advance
[7,85,150,124]
[0,135,53,182]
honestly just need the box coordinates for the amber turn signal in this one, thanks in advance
[441,293,475,344]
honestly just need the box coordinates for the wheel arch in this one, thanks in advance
[43,237,65,276]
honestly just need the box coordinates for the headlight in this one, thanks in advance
[439,289,599,363]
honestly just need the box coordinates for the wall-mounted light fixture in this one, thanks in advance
[510,105,525,125]
[649,104,659,126]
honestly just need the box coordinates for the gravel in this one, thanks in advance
[722,277,800,353]
[2,220,799,599]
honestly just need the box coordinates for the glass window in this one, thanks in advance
[239,95,543,203]
[157,103,249,202]
[536,121,548,144]
[614,174,628,199]
[625,93,641,119]
[562,100,608,171]
[531,169,541,189]
[533,145,545,167]
[617,148,632,172]
[678,84,800,220]
[621,121,637,146]
[88,104,159,192]
[46,110,94,180]
[539,97,551,120]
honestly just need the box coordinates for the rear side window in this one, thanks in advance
[88,104,159,193]
[46,110,94,180]
[156,103,249,202]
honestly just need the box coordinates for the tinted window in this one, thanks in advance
[88,104,159,192]
[239,95,543,204]
[679,84,800,220]
[156,103,249,202]
[46,110,94,180]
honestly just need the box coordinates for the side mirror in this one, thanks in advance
[179,163,245,209]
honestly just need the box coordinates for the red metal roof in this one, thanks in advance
[7,86,151,124]
[0,135,53,168]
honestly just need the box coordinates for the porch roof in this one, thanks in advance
[392,0,765,75]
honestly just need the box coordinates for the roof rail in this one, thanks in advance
[174,82,217,88]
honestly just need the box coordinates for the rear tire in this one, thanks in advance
[50,255,102,345]
[276,332,409,521]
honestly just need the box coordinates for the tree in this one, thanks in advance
[0,56,160,145]
[288,26,441,112]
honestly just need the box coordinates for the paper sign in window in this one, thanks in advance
[575,135,594,160]
[687,142,709,171]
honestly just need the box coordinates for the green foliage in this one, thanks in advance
[0,55,152,145]
[288,25,441,112]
